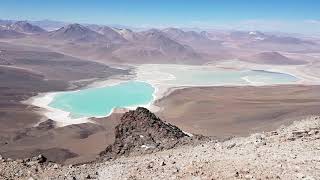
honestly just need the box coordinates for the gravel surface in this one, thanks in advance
[1,116,320,180]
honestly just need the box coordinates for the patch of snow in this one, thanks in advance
[183,131,194,137]
[141,145,154,149]
[255,37,265,40]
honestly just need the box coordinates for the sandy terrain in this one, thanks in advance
[156,85,320,137]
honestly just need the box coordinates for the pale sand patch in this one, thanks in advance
[155,85,320,137]
[25,92,91,127]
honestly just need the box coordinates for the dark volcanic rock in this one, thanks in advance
[101,107,189,158]
[32,154,47,163]
[1,148,78,164]
[36,119,56,130]
[0,58,12,65]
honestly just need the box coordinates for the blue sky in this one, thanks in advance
[1,0,319,34]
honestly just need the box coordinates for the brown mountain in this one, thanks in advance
[111,29,203,63]
[137,29,201,58]
[161,28,224,58]
[243,52,307,65]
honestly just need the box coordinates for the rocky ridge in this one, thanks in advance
[100,107,190,159]
[0,113,319,179]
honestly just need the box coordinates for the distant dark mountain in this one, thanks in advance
[229,30,319,52]
[0,27,25,39]
[95,26,127,43]
[85,24,102,32]
[263,35,315,45]
[137,29,198,56]
[162,28,187,39]
[162,28,221,45]
[114,28,140,41]
[162,28,222,53]
[47,24,107,43]
[9,21,46,34]
[163,28,208,42]
[229,31,267,41]
[230,30,315,45]
[0,19,14,26]
[242,52,307,65]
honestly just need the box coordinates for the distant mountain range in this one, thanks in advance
[0,19,319,64]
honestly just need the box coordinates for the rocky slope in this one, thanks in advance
[0,109,319,179]
[100,107,190,159]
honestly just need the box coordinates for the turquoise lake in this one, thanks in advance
[48,68,298,119]
[49,81,155,118]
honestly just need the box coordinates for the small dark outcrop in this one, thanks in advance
[36,119,56,130]
[101,107,189,158]
[0,58,12,65]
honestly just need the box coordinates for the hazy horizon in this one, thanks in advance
[0,0,319,35]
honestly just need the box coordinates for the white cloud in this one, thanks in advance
[185,19,320,36]
[133,19,320,36]
[304,19,320,24]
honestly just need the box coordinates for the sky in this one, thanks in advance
[0,0,320,35]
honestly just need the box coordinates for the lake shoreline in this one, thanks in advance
[25,63,320,126]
